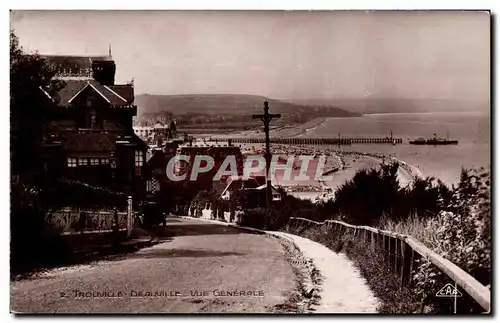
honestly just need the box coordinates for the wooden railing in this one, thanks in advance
[287,217,490,313]
[47,196,135,238]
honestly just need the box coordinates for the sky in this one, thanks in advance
[10,10,490,101]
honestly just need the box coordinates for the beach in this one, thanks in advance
[229,142,418,202]
[200,110,489,201]
[208,117,328,140]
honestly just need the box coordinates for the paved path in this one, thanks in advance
[178,217,379,313]
[11,218,295,313]
[275,232,379,313]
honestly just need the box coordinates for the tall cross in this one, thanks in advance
[252,101,281,215]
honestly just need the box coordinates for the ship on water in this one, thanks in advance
[409,133,458,145]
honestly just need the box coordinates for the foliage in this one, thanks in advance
[317,162,401,225]
[10,30,65,181]
[44,178,128,210]
[411,168,491,313]
[239,207,268,229]
[10,32,134,274]
[10,30,60,111]
[284,166,490,313]
[318,162,453,226]
[236,194,319,230]
[267,195,317,230]
[378,213,445,251]
[399,177,452,219]
[10,181,70,274]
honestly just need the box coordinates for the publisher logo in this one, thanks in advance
[436,283,463,297]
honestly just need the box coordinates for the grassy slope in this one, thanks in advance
[284,98,490,114]
[135,93,361,117]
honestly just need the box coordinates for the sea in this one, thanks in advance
[300,111,491,188]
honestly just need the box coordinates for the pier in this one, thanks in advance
[215,137,403,145]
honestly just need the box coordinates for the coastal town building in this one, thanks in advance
[173,145,244,191]
[133,120,177,144]
[220,175,282,207]
[37,50,147,198]
[143,141,180,197]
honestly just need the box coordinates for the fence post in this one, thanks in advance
[395,238,401,274]
[383,235,388,260]
[409,249,419,288]
[127,196,133,238]
[388,237,394,270]
[401,241,414,288]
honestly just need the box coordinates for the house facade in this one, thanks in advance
[39,52,147,199]
[174,145,244,191]
[220,175,282,208]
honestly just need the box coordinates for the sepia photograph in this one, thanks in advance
[9,9,491,314]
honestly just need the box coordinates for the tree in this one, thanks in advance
[327,162,401,225]
[10,30,64,182]
[413,168,491,313]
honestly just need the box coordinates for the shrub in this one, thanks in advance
[286,167,490,313]
[39,178,128,210]
[267,195,318,230]
[345,237,421,313]
[323,162,401,225]
[319,162,456,228]
[379,213,444,251]
[10,178,132,275]
[395,168,491,313]
[398,177,452,220]
[11,183,72,275]
[239,207,267,229]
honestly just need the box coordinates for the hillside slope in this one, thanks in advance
[284,98,490,114]
[135,94,360,117]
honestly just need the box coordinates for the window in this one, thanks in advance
[100,158,109,165]
[68,157,77,168]
[146,180,157,192]
[89,107,97,129]
[90,158,100,165]
[135,150,144,167]
[78,158,88,166]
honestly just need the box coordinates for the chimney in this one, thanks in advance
[91,59,116,86]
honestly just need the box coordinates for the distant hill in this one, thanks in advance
[283,98,490,114]
[135,94,360,117]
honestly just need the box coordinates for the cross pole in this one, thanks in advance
[252,101,281,216]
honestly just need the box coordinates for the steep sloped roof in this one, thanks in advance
[109,85,134,104]
[43,55,109,77]
[55,80,89,105]
[52,79,131,107]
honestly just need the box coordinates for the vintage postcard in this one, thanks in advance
[10,10,491,314]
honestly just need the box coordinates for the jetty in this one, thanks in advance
[215,137,403,145]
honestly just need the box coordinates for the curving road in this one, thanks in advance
[11,217,296,313]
